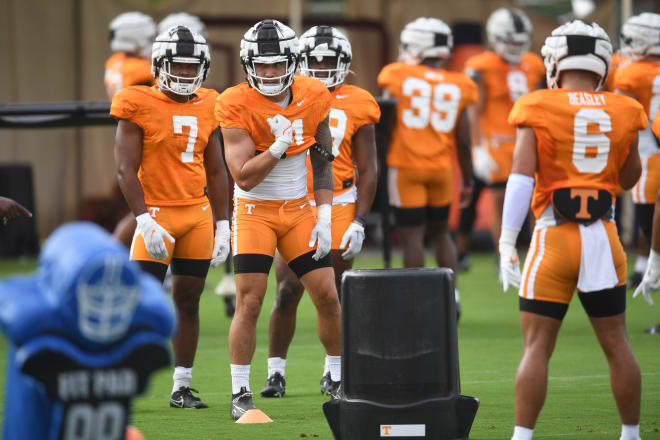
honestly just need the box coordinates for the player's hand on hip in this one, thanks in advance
[633,250,660,306]
[267,114,293,145]
[499,229,521,293]
[309,204,331,261]
[136,213,174,260]
[211,220,231,267]
[339,220,365,260]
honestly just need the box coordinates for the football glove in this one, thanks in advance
[633,250,660,306]
[472,145,498,184]
[339,220,365,260]
[499,227,521,292]
[266,114,293,159]
[210,220,231,267]
[136,212,174,260]
[309,204,331,261]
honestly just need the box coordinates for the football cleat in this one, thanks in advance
[645,323,660,335]
[230,387,256,420]
[260,372,286,398]
[320,372,340,397]
[169,387,208,409]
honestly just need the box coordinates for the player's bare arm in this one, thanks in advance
[619,133,642,190]
[455,108,474,207]
[311,116,334,205]
[353,123,378,222]
[0,197,32,225]
[467,72,485,147]
[510,126,538,176]
[115,119,148,216]
[222,126,279,191]
[204,128,230,221]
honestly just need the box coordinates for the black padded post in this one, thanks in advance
[324,268,479,439]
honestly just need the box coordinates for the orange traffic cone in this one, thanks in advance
[125,425,145,440]
[235,409,274,424]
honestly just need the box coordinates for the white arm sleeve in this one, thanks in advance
[501,173,534,232]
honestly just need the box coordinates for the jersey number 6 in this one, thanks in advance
[572,108,612,174]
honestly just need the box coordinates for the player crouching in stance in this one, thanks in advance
[215,20,342,420]
[111,26,231,409]
[260,25,380,399]
[499,21,645,440]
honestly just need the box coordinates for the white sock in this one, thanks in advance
[327,355,341,382]
[620,424,641,440]
[172,366,192,394]
[230,364,251,395]
[511,426,534,440]
[635,256,648,273]
[267,357,286,378]
[323,356,330,376]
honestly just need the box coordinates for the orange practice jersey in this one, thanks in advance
[378,63,478,170]
[465,51,544,137]
[110,86,219,206]
[603,52,627,92]
[305,84,381,199]
[509,89,647,218]
[215,76,332,158]
[653,112,660,137]
[104,52,153,99]
[614,59,660,118]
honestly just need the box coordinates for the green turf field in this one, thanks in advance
[0,252,658,439]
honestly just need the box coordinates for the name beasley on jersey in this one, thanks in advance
[568,92,607,106]
[58,369,137,401]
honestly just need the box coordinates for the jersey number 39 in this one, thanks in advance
[401,77,461,133]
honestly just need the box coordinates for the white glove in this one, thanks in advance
[210,220,231,267]
[499,227,521,292]
[309,204,331,261]
[472,145,497,184]
[136,213,175,260]
[266,114,293,159]
[339,220,365,260]
[633,250,660,306]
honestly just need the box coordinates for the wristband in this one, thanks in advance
[354,214,367,225]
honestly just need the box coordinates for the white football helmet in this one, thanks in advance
[299,26,352,88]
[620,13,660,60]
[151,26,210,95]
[399,17,453,64]
[486,8,532,64]
[158,12,207,38]
[541,20,612,89]
[109,12,157,59]
[240,19,299,96]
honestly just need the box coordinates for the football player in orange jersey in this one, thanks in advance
[500,21,644,440]
[378,18,475,309]
[215,20,341,419]
[111,26,231,409]
[614,13,660,286]
[259,26,380,398]
[106,12,157,247]
[456,8,544,271]
[634,112,660,334]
